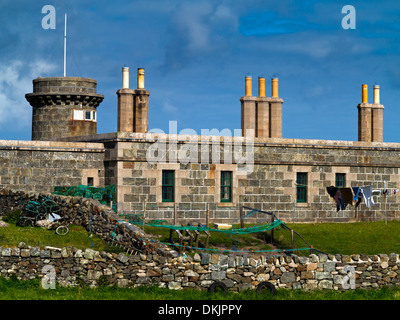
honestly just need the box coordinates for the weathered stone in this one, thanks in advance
[184,269,199,278]
[168,281,182,290]
[315,272,331,280]
[318,280,333,290]
[211,270,226,280]
[146,269,161,277]
[117,253,129,264]
[281,272,296,283]
[324,262,336,272]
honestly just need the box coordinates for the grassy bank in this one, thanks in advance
[281,220,400,255]
[1,276,400,300]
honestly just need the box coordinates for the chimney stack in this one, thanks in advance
[117,66,150,133]
[371,85,384,142]
[357,84,372,142]
[240,76,256,137]
[133,68,150,133]
[357,83,384,142]
[256,77,269,138]
[241,75,284,138]
[117,67,135,132]
[269,77,283,138]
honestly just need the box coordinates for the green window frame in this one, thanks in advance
[335,173,346,188]
[221,171,232,202]
[296,172,307,203]
[162,170,175,202]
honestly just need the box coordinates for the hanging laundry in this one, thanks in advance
[339,187,354,205]
[372,189,381,196]
[334,190,347,211]
[326,186,347,211]
[352,186,359,200]
[360,185,375,208]
[326,186,338,198]
[352,186,362,208]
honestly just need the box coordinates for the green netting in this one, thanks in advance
[133,218,284,234]
[52,185,115,209]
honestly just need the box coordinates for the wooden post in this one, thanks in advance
[240,206,244,229]
[174,203,177,225]
[291,229,294,250]
[143,198,147,232]
[206,203,209,228]
[271,214,275,245]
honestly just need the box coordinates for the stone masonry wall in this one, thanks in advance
[1,245,400,292]
[95,132,400,224]
[0,140,105,194]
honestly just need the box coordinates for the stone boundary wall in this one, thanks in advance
[0,188,170,256]
[0,139,105,194]
[1,189,400,292]
[1,245,400,292]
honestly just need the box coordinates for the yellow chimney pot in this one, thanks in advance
[258,77,266,97]
[271,78,279,98]
[137,68,145,89]
[362,84,368,103]
[245,76,252,97]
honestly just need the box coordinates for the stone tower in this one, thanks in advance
[25,77,104,141]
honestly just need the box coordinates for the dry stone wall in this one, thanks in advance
[1,189,400,292]
[1,244,400,292]
[0,188,170,256]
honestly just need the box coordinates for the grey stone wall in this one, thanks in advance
[1,244,400,292]
[96,133,400,224]
[0,140,105,194]
[2,132,400,224]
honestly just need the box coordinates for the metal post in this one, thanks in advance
[384,180,387,225]
[64,13,67,77]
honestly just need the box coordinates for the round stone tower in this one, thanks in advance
[25,77,104,141]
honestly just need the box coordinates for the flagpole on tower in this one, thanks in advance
[64,13,67,77]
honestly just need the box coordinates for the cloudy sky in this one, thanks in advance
[0,0,399,142]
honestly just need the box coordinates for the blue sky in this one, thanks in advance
[0,0,399,142]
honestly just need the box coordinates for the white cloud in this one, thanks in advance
[162,100,178,114]
[162,2,238,69]
[0,59,57,131]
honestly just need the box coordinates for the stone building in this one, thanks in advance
[0,67,399,223]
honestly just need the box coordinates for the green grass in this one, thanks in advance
[144,224,275,253]
[1,276,400,300]
[0,221,115,252]
[3,217,400,300]
[278,220,400,256]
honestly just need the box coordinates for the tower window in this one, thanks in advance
[85,111,92,120]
